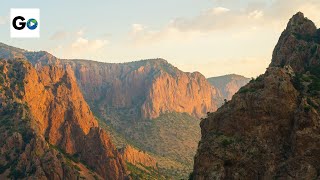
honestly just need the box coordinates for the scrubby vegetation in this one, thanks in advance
[126,162,164,180]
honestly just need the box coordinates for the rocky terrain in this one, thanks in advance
[192,12,320,179]
[0,59,128,179]
[0,41,249,179]
[208,74,250,100]
[119,145,157,168]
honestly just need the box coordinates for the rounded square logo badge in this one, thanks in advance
[10,9,40,38]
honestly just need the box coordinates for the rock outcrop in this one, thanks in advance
[119,145,157,168]
[208,74,250,100]
[192,12,320,179]
[0,59,128,179]
[63,59,222,119]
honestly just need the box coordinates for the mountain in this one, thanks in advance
[0,59,128,179]
[208,74,250,100]
[0,42,225,178]
[61,59,216,178]
[62,58,222,119]
[192,12,320,179]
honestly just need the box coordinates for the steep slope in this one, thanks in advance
[208,74,250,100]
[0,59,128,179]
[119,145,157,168]
[63,59,222,119]
[192,12,320,179]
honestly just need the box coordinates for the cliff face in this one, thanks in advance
[0,59,128,179]
[119,145,157,168]
[0,44,222,119]
[208,74,250,100]
[193,12,320,179]
[63,59,222,119]
[141,71,221,119]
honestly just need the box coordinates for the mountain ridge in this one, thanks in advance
[0,59,128,179]
[192,12,320,180]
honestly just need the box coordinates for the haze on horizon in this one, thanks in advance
[1,0,320,78]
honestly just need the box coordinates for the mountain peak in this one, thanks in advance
[193,12,320,180]
[286,12,317,36]
[270,12,320,73]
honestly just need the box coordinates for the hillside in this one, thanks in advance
[192,12,320,179]
[0,59,128,179]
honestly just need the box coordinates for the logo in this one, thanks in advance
[27,19,38,30]
[10,9,40,38]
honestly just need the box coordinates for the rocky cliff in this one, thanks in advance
[0,59,128,179]
[192,12,320,179]
[208,74,250,100]
[63,59,222,119]
[0,44,223,119]
[119,145,157,168]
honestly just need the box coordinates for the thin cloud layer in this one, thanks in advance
[0,16,8,25]
[129,0,320,46]
[49,30,108,59]
[50,31,69,40]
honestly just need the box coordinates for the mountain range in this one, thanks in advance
[0,42,249,179]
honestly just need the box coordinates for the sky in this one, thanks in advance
[1,0,320,78]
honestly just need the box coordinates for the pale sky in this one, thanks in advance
[1,0,320,77]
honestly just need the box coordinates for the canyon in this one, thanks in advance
[0,41,248,179]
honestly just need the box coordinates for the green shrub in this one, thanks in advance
[9,169,25,179]
[292,74,304,91]
[304,106,311,113]
[221,139,233,148]
[0,164,10,174]
[238,87,256,94]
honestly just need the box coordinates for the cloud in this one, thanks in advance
[0,16,8,25]
[50,31,69,40]
[71,37,108,52]
[128,0,320,46]
[76,29,85,36]
[210,7,230,15]
[49,30,108,59]
[248,10,263,19]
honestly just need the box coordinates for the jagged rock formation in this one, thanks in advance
[192,12,320,179]
[208,74,250,100]
[0,59,128,179]
[63,59,222,119]
[119,145,157,168]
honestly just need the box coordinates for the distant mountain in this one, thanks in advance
[0,59,127,179]
[62,58,222,119]
[192,12,320,179]
[208,74,250,100]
